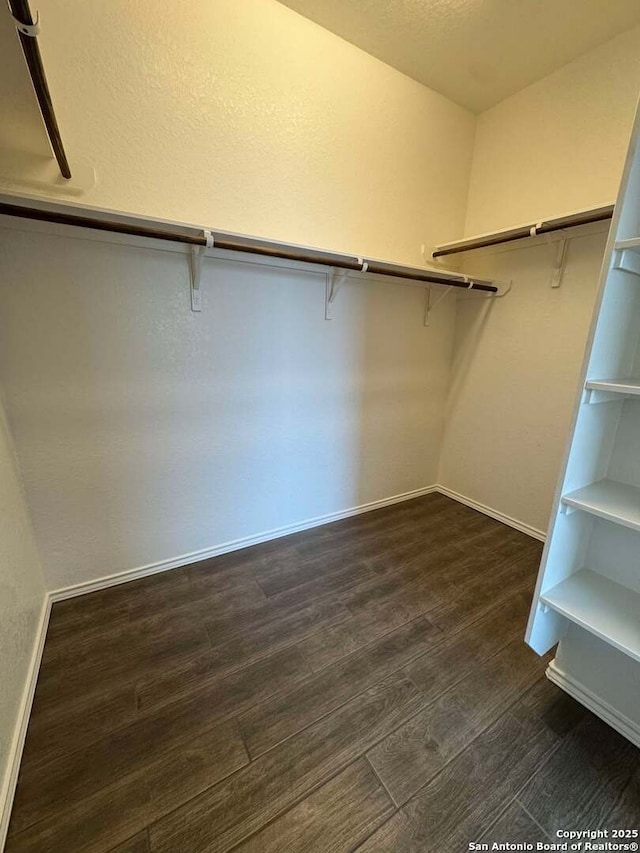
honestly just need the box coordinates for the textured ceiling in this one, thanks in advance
[279,0,640,112]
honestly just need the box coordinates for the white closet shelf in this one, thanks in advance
[585,378,640,397]
[615,238,640,251]
[541,569,640,663]
[562,479,640,531]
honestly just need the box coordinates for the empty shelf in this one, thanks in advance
[541,569,640,662]
[585,378,640,397]
[562,479,640,531]
[615,238,640,251]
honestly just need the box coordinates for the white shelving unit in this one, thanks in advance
[585,378,640,399]
[526,100,640,747]
[540,570,640,663]
[561,479,640,532]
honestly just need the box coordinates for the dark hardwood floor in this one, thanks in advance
[6,494,639,852]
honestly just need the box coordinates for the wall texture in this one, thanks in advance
[0,0,476,266]
[1,4,639,561]
[438,230,607,534]
[0,223,454,590]
[0,0,477,591]
[465,25,640,236]
[0,399,46,845]
[435,28,640,534]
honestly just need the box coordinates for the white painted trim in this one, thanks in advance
[50,484,546,603]
[0,594,51,851]
[0,484,544,842]
[51,486,439,601]
[435,485,546,542]
[546,659,640,749]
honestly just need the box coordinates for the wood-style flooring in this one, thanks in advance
[7,494,640,852]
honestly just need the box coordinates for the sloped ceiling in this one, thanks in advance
[279,0,640,112]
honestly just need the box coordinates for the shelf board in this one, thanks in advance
[541,569,640,663]
[614,238,640,251]
[432,204,614,258]
[585,378,640,398]
[561,479,640,532]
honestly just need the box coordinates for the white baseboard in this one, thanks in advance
[51,485,439,601]
[51,484,545,603]
[435,485,546,542]
[1,484,544,844]
[0,594,51,851]
[547,659,640,749]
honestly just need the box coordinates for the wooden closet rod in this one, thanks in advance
[0,201,499,293]
[8,0,71,179]
[432,204,614,258]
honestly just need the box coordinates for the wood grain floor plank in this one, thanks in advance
[6,772,152,853]
[204,599,351,676]
[19,682,138,775]
[334,534,537,652]
[35,612,211,709]
[136,642,311,716]
[426,553,537,634]
[252,548,372,597]
[39,611,208,678]
[356,678,575,852]
[7,720,247,853]
[232,760,394,853]
[296,546,490,674]
[205,596,347,646]
[264,560,377,611]
[148,674,425,853]
[401,587,532,699]
[44,596,131,653]
[298,599,430,674]
[517,714,640,837]
[50,567,193,628]
[455,521,542,556]
[239,616,442,757]
[367,637,545,805]
[286,510,463,570]
[604,764,640,828]
[478,801,549,846]
[9,708,246,835]
[126,575,268,623]
[14,495,635,853]
[107,832,151,853]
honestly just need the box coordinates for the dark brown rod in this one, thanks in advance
[8,0,72,179]
[0,202,499,293]
[432,204,614,258]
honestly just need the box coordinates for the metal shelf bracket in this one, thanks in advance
[424,285,453,326]
[189,229,214,312]
[325,269,347,320]
[550,239,568,288]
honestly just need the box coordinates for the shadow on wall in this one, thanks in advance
[437,232,607,533]
[443,291,494,429]
[0,227,456,590]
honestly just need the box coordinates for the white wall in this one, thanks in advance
[0,0,475,591]
[438,28,640,534]
[438,231,607,534]
[0,398,46,846]
[2,2,640,575]
[0,222,455,590]
[465,25,640,236]
[1,0,475,266]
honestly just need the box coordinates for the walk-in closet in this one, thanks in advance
[1,1,639,851]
